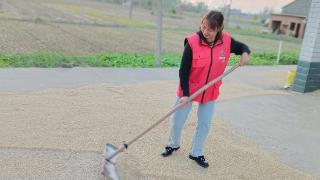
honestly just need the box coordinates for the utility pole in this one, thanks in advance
[80,5,84,19]
[179,0,184,15]
[225,0,232,27]
[129,0,133,18]
[155,0,163,67]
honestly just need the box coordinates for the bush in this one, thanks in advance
[229,51,299,65]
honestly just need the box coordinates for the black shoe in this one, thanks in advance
[189,155,209,168]
[161,146,180,157]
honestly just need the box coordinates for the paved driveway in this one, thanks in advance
[0,66,319,178]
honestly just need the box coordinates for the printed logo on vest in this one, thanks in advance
[219,50,226,62]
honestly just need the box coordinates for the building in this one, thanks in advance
[269,0,312,38]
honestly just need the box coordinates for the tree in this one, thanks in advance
[260,7,273,24]
[182,1,208,13]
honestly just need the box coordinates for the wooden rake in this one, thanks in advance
[102,64,241,179]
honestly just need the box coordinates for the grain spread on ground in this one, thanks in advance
[0,81,316,179]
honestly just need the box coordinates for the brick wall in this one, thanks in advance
[269,15,306,38]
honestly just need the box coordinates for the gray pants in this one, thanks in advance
[168,98,215,156]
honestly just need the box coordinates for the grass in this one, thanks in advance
[226,27,302,44]
[50,4,153,28]
[0,53,87,68]
[85,8,152,27]
[0,51,299,68]
[228,51,299,65]
[0,1,303,60]
[232,34,301,53]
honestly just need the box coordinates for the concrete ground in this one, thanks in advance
[0,66,319,179]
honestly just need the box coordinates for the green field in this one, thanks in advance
[0,0,302,66]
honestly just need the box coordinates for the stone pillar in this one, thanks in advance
[292,0,320,93]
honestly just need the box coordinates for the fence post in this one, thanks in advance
[276,40,282,64]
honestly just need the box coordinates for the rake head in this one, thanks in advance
[102,143,119,180]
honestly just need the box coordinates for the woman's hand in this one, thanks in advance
[240,52,249,66]
[179,96,189,106]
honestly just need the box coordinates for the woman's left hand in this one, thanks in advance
[240,52,249,66]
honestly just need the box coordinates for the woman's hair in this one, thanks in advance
[200,11,224,41]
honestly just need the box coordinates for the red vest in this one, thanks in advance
[177,32,231,104]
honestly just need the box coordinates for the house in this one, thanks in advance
[269,0,312,38]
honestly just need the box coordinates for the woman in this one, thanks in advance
[161,10,250,168]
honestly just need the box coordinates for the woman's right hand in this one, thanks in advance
[179,96,189,105]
